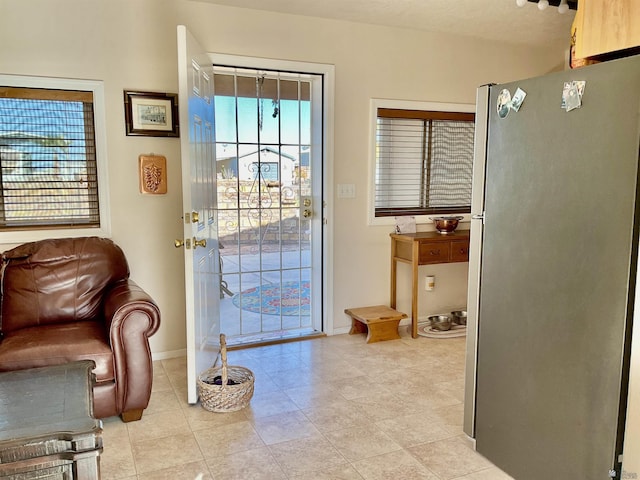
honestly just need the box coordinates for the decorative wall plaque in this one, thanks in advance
[138,154,167,194]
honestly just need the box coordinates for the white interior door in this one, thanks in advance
[177,25,221,404]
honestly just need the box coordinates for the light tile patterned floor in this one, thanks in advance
[100,328,514,480]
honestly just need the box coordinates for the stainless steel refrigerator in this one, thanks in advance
[464,54,640,480]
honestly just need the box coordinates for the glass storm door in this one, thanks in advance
[212,65,323,346]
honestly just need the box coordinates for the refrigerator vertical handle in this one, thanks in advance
[463,84,491,439]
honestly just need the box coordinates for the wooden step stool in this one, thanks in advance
[345,305,407,343]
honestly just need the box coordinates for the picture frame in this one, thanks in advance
[123,91,179,137]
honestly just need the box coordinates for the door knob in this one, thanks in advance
[193,238,207,248]
[175,239,193,249]
[303,198,311,207]
[302,209,312,218]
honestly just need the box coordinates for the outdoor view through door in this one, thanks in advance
[213,65,323,345]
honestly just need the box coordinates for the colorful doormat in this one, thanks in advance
[232,281,310,316]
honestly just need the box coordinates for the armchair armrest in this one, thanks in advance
[103,279,161,335]
[103,279,161,415]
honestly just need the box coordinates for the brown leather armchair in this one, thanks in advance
[0,237,160,422]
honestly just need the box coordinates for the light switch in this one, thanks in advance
[337,183,356,198]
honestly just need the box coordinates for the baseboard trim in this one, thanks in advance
[152,349,187,361]
[332,326,351,335]
[227,331,327,350]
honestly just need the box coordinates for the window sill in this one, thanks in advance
[368,213,472,230]
[0,225,111,248]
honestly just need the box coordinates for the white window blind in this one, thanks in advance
[375,108,474,217]
[0,87,100,229]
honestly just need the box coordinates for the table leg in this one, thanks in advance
[411,241,419,338]
[73,450,101,480]
[390,238,397,309]
[349,317,367,335]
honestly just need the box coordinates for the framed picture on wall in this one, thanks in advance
[123,90,179,137]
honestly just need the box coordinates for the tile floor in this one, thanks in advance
[100,327,514,480]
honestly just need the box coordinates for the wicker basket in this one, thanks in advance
[197,334,255,413]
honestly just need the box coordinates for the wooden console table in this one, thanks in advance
[0,361,103,479]
[390,230,470,338]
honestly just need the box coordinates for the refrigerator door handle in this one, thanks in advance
[471,212,485,224]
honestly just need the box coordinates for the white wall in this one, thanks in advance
[0,0,565,353]
[174,0,568,330]
[2,0,639,470]
[0,0,187,357]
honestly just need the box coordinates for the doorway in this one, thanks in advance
[210,61,325,346]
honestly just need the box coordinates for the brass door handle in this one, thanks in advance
[175,239,184,248]
[193,238,207,248]
[302,209,312,218]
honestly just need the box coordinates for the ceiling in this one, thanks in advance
[197,0,577,50]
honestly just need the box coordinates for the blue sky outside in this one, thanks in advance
[0,98,89,170]
[213,95,311,164]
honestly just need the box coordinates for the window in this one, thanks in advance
[371,100,475,220]
[0,75,109,240]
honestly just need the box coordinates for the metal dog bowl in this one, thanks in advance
[428,314,452,331]
[431,216,463,234]
[451,310,467,325]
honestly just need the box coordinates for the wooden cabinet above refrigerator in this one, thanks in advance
[574,0,640,59]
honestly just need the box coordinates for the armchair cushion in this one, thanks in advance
[1,237,129,331]
[0,322,114,382]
